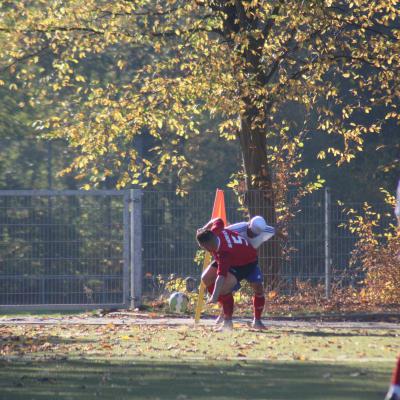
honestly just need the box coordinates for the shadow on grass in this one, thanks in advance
[253,329,397,338]
[300,330,399,338]
[302,331,398,337]
[0,358,389,400]
[0,333,98,346]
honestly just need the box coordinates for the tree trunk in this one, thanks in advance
[211,1,283,289]
[237,109,282,290]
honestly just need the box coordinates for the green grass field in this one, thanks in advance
[0,320,398,399]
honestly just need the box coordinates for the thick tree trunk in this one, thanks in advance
[210,1,283,289]
[238,110,282,290]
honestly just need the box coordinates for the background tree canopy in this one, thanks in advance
[0,0,398,202]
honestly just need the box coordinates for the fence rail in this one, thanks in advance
[0,189,393,310]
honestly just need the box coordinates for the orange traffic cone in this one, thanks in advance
[385,355,400,400]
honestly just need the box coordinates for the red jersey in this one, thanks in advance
[210,218,258,277]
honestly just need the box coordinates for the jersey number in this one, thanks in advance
[223,230,249,248]
[231,234,249,246]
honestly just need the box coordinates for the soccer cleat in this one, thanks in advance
[215,319,233,331]
[385,356,400,400]
[251,319,266,329]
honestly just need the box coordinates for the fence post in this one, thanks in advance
[324,187,331,299]
[130,189,143,309]
[122,192,130,308]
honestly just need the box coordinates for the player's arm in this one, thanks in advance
[207,254,229,303]
[226,221,247,234]
[261,224,288,241]
[247,224,275,249]
[261,220,285,240]
[206,275,225,304]
[197,218,224,234]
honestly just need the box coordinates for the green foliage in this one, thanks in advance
[193,249,205,267]
[1,0,399,196]
[0,76,78,190]
[164,276,188,293]
[343,190,400,305]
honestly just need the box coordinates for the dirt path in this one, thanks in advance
[1,314,399,330]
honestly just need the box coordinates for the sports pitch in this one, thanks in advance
[0,315,398,399]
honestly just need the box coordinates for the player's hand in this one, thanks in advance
[206,296,218,304]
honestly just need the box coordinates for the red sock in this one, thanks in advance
[253,295,265,320]
[218,293,234,319]
[391,356,400,385]
[206,283,215,295]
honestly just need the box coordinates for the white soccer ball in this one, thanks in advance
[168,292,189,313]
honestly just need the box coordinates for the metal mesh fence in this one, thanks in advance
[0,189,394,308]
[141,191,250,294]
[0,190,128,309]
[141,190,393,296]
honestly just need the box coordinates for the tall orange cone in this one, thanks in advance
[211,189,227,226]
[194,189,227,324]
[385,355,400,400]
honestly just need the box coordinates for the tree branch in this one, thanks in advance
[262,5,280,39]
[263,28,297,84]
[0,44,50,73]
[234,0,248,29]
[328,5,398,42]
[0,12,222,40]
[97,5,182,18]
[0,26,105,35]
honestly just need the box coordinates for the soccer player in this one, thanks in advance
[228,216,275,249]
[210,216,276,329]
[196,217,265,330]
[385,355,400,400]
[226,216,275,326]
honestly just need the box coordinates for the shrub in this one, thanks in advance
[346,192,400,305]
